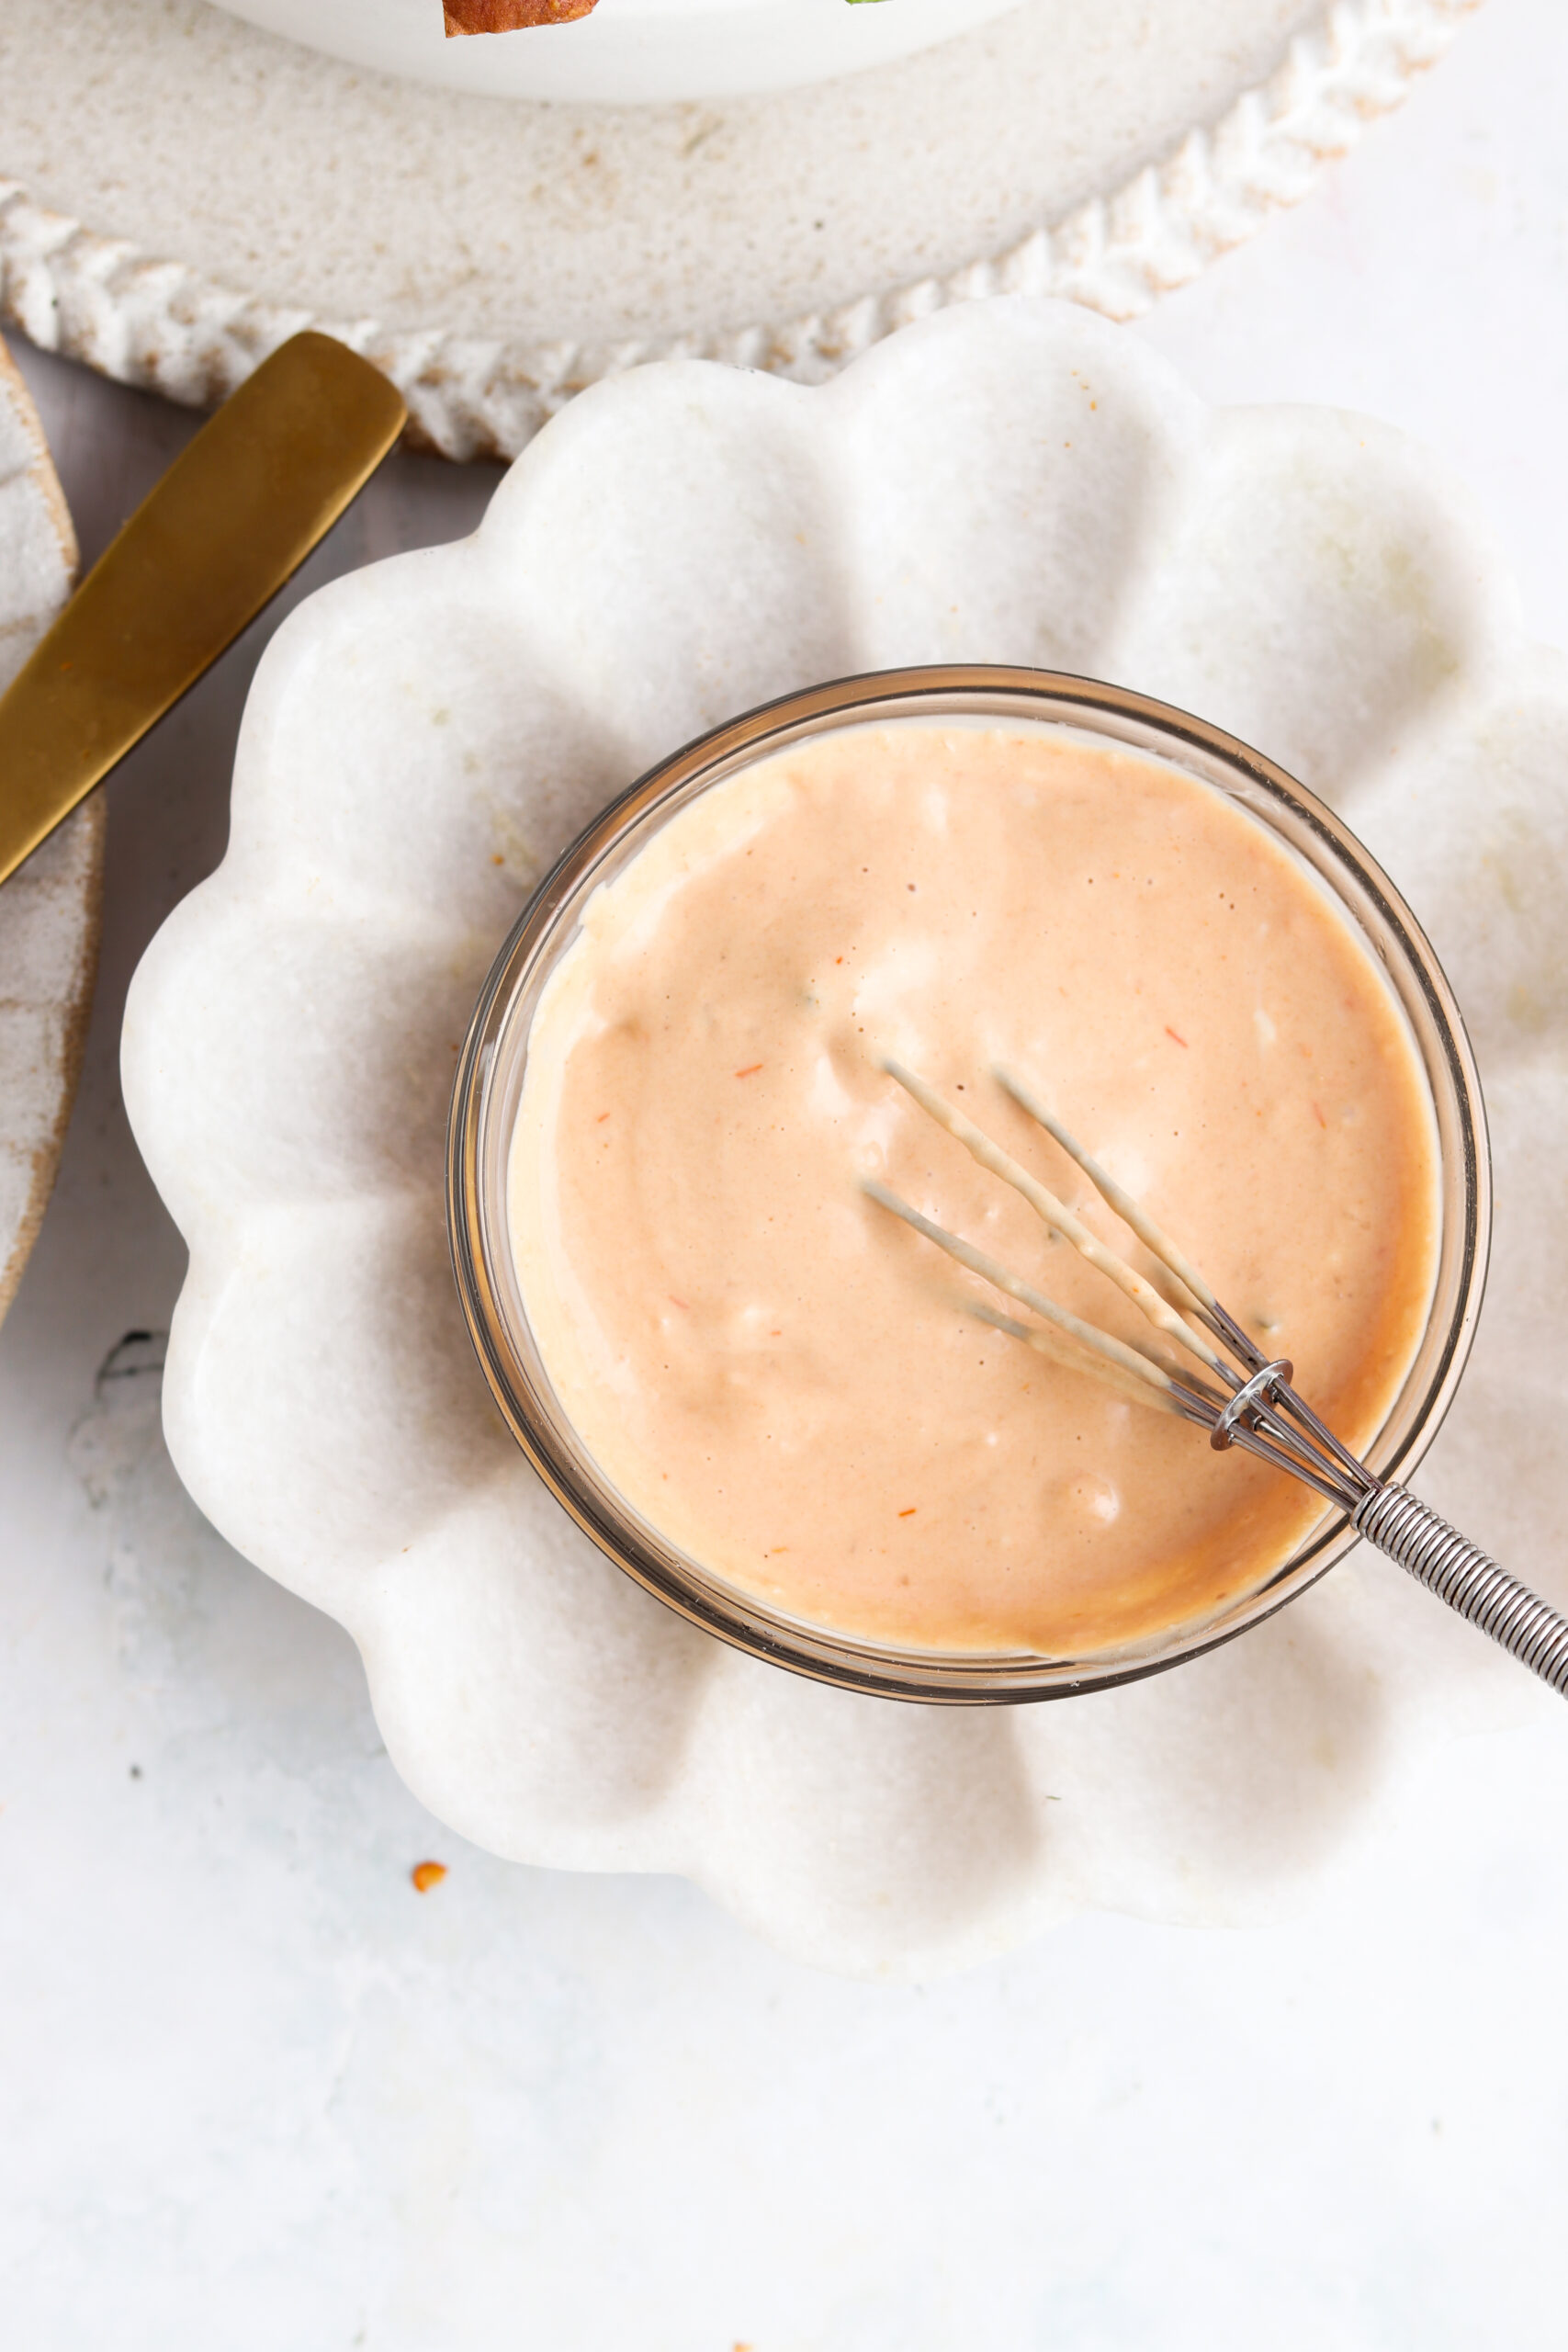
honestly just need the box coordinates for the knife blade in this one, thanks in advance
[0,332,408,888]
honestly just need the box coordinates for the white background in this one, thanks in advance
[5,0,1567,2341]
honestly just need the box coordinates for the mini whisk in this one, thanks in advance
[866,1060,1568,1696]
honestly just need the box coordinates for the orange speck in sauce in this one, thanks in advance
[735,1063,764,1079]
[1165,1025,1189,1048]
[411,1861,447,1894]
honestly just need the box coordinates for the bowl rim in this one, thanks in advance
[446,664,1492,1703]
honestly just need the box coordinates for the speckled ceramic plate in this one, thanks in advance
[0,0,1481,458]
[123,297,1567,1978]
[0,334,103,1325]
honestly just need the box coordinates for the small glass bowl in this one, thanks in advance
[447,667,1490,1703]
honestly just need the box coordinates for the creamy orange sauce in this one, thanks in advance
[509,722,1439,1657]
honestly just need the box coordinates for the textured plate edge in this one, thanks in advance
[0,332,107,1326]
[0,0,1482,462]
[0,815,105,1323]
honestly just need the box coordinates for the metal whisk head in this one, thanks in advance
[864,1060,1568,1694]
[864,1060,1376,1513]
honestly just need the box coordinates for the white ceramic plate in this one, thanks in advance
[122,296,1568,1978]
[0,335,102,1325]
[0,0,1480,459]
[208,0,1028,102]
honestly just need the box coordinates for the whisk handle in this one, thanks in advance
[1353,1485,1568,1696]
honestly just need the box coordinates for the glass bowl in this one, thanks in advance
[447,666,1490,1702]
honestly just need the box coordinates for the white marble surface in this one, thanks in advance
[6,0,1568,2337]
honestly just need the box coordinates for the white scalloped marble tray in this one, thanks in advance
[0,334,102,1324]
[0,0,1481,458]
[122,297,1568,1977]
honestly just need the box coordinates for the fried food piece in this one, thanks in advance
[444,0,599,31]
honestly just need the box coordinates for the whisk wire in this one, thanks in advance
[993,1064,1217,1317]
[882,1060,1226,1376]
[862,1178,1187,1403]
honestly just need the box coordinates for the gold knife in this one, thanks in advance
[0,332,408,889]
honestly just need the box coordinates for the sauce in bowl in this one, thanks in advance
[507,718,1439,1657]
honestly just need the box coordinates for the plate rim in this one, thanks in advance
[0,331,106,1325]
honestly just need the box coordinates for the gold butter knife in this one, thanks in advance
[0,332,408,888]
